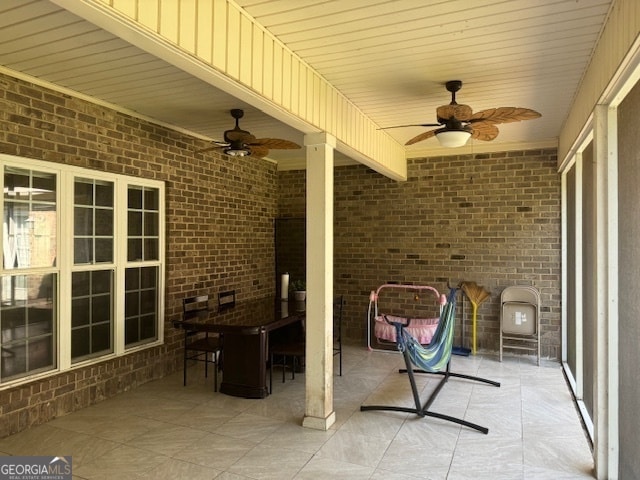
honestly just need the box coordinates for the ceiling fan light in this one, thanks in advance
[435,129,472,148]
[224,146,251,157]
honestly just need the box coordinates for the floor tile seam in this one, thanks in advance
[41,424,129,462]
[444,418,465,479]
[196,429,262,448]
[160,451,226,474]
[71,442,171,474]
[155,413,238,434]
[224,440,315,479]
[518,379,526,469]
[121,422,212,453]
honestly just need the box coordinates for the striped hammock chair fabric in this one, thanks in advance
[389,288,457,373]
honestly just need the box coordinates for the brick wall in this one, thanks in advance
[0,73,277,437]
[278,150,561,358]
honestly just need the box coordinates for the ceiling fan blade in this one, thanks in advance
[470,107,541,124]
[405,129,437,146]
[470,121,500,141]
[252,138,301,150]
[379,123,441,130]
[436,103,473,121]
[250,145,270,158]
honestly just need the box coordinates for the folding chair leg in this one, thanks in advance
[213,352,218,392]
[183,353,187,386]
[269,353,274,394]
[183,331,188,386]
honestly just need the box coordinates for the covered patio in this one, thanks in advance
[0,346,592,479]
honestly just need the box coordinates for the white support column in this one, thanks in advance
[302,132,336,431]
[593,104,619,479]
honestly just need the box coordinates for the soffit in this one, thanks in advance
[0,0,614,168]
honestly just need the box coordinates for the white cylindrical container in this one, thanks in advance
[281,273,289,300]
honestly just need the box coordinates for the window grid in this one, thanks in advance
[71,270,113,363]
[127,186,159,262]
[73,178,114,265]
[0,274,56,382]
[124,266,158,347]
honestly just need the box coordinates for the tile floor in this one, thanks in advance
[0,345,594,479]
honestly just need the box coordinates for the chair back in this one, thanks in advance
[333,295,344,341]
[183,294,209,320]
[218,290,236,310]
[333,295,345,375]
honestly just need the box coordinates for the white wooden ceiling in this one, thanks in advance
[0,0,614,168]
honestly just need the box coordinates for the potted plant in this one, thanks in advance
[290,279,306,301]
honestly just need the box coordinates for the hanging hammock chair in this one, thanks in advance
[361,288,501,434]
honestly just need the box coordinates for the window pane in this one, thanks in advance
[28,337,54,371]
[74,181,93,206]
[0,273,56,382]
[127,239,142,262]
[140,267,156,289]
[144,189,158,210]
[71,328,90,358]
[3,169,57,270]
[73,178,113,267]
[74,238,92,264]
[124,317,138,345]
[140,314,156,340]
[127,186,159,263]
[143,239,158,261]
[91,270,111,294]
[71,271,90,297]
[128,187,142,209]
[95,209,113,236]
[71,270,113,363]
[124,266,158,347]
[32,173,55,198]
[4,170,29,200]
[128,211,142,236]
[140,289,156,314]
[95,182,113,207]
[92,295,111,323]
[125,291,139,317]
[71,297,90,327]
[125,268,139,289]
[94,240,112,263]
[74,207,93,235]
[144,212,158,236]
[91,323,110,353]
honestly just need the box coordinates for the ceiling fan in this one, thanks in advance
[198,109,301,158]
[384,81,541,148]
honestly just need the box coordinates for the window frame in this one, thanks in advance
[1,154,165,387]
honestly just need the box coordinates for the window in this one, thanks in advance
[127,186,159,262]
[0,155,165,385]
[1,167,57,381]
[125,266,158,346]
[72,178,115,363]
[74,178,114,264]
[71,269,113,361]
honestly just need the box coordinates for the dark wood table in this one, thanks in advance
[176,297,305,398]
